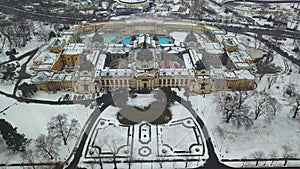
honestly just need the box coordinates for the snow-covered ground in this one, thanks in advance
[79,93,208,169]
[0,81,16,94]
[176,57,300,168]
[0,94,94,164]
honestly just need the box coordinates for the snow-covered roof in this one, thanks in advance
[223,71,237,79]
[100,69,131,77]
[210,67,227,79]
[188,49,202,65]
[182,53,194,69]
[31,71,53,83]
[63,43,85,55]
[33,52,60,71]
[51,38,65,48]
[62,31,75,36]
[227,50,253,63]
[86,50,100,67]
[159,68,189,76]
[64,74,73,82]
[234,70,255,80]
[223,70,255,80]
[171,5,181,12]
[49,73,65,81]
[203,43,224,54]
[222,38,237,47]
[96,54,107,70]
[107,44,131,54]
[211,30,226,35]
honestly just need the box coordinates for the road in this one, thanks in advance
[0,4,82,24]
[65,94,113,169]
[218,25,300,40]
[225,0,300,4]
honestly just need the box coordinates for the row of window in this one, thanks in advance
[101,79,132,86]
[100,78,189,87]
[158,78,188,87]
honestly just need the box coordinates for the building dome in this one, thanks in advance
[185,31,198,43]
[79,56,94,71]
[136,49,153,61]
[91,32,104,43]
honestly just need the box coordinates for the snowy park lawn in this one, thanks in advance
[0,94,94,164]
[80,95,208,169]
[0,81,16,94]
[176,60,300,167]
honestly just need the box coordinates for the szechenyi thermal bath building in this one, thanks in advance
[30,15,256,95]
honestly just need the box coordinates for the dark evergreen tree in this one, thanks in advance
[18,82,37,98]
[48,31,57,41]
[0,119,31,152]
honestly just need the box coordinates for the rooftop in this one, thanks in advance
[203,43,224,54]
[63,43,85,55]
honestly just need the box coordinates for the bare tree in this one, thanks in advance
[47,114,80,145]
[291,95,300,118]
[0,18,32,48]
[89,146,103,169]
[0,20,14,49]
[252,91,278,120]
[35,133,61,160]
[230,109,253,129]
[102,136,123,169]
[216,92,253,128]
[282,145,296,166]
[21,150,37,169]
[268,150,278,166]
[34,22,51,43]
[266,76,277,90]
[157,149,168,168]
[251,151,265,166]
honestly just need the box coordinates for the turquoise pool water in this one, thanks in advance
[104,35,117,44]
[158,37,169,44]
[122,37,131,44]
[121,37,170,45]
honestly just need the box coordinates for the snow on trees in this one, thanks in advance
[47,113,80,146]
